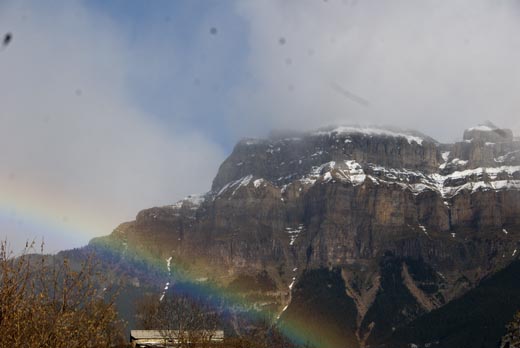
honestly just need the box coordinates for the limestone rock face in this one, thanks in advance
[462,122,514,143]
[212,127,440,192]
[95,125,520,346]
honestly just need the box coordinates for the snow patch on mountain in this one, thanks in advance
[253,178,265,188]
[314,126,424,145]
[217,162,520,202]
[467,125,495,132]
[286,225,304,246]
[170,194,205,210]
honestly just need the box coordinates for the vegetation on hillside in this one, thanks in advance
[0,241,126,347]
[135,291,315,348]
[501,311,520,348]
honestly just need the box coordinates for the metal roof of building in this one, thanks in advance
[130,330,224,341]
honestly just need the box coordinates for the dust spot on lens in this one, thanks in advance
[2,32,12,47]
[278,37,286,45]
[210,27,218,35]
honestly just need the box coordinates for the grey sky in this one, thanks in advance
[1,0,519,251]
[233,0,520,142]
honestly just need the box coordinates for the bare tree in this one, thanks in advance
[137,292,220,347]
[135,293,160,330]
[0,240,126,348]
[224,316,307,348]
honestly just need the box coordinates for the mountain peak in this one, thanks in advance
[213,125,440,192]
[463,121,513,142]
[311,125,430,145]
[94,122,520,348]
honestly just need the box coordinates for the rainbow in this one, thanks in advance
[91,233,347,348]
[1,182,345,347]
[0,178,122,251]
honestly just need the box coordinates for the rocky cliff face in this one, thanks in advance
[93,124,520,348]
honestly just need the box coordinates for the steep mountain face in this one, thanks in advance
[386,259,520,348]
[92,124,520,347]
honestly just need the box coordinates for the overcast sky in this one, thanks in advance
[1,0,519,251]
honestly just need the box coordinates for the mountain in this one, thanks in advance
[89,124,520,347]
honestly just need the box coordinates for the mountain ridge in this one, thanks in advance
[89,123,520,347]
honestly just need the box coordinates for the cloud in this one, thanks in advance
[0,0,225,251]
[2,0,520,251]
[231,0,520,142]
